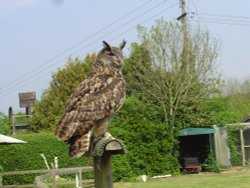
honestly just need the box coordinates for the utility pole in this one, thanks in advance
[177,0,189,69]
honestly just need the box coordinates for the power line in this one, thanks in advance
[0,1,177,97]
[190,12,250,27]
[198,17,250,24]
[85,3,179,56]
[0,0,167,95]
[62,0,170,59]
[196,14,250,24]
[0,0,154,91]
[0,3,178,98]
[69,0,170,56]
[190,0,198,14]
[191,19,250,27]
[190,12,250,23]
[197,13,250,20]
[1,0,168,96]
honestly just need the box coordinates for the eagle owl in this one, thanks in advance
[55,40,126,158]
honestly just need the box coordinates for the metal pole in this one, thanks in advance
[240,129,246,166]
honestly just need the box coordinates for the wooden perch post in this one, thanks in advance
[85,137,126,188]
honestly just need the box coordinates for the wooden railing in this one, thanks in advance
[0,167,94,188]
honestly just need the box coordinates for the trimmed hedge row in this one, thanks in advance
[0,132,92,185]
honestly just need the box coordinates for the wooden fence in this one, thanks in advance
[0,167,94,188]
[10,114,32,134]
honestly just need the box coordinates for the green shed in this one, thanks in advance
[179,128,215,168]
[179,127,230,169]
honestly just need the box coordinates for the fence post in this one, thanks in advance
[52,169,57,188]
[86,137,126,188]
[0,174,3,187]
[94,155,113,188]
[79,169,82,188]
[12,116,16,135]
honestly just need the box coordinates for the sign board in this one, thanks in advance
[19,92,36,108]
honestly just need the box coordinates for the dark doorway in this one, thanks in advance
[179,134,210,165]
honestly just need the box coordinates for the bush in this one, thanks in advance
[0,132,92,185]
[0,112,11,135]
[110,96,180,180]
[227,126,242,166]
[202,150,221,172]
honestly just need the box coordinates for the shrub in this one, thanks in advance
[227,126,242,166]
[0,132,92,185]
[110,96,180,180]
[0,112,11,135]
[202,150,221,172]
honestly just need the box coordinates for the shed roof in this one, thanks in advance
[179,128,215,136]
[0,134,27,145]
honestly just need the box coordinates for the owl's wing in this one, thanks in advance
[55,75,125,141]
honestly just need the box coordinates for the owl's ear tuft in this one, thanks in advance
[103,41,111,51]
[119,40,126,50]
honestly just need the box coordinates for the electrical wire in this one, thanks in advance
[84,3,179,56]
[0,0,169,96]
[190,12,250,27]
[59,0,170,62]
[0,0,154,92]
[197,13,250,20]
[0,1,178,97]
[191,19,250,27]
[0,3,178,98]
[0,0,167,96]
[190,0,198,14]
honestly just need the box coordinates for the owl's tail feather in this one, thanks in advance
[56,121,79,141]
[69,131,92,158]
[55,111,80,141]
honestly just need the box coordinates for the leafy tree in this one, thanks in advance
[123,42,151,96]
[29,54,95,131]
[222,77,250,120]
[206,96,242,125]
[129,18,221,128]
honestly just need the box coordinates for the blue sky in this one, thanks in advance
[0,0,250,114]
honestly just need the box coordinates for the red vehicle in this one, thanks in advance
[181,157,202,174]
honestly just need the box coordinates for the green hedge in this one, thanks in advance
[110,96,180,181]
[0,132,92,185]
[0,97,180,185]
[0,112,11,135]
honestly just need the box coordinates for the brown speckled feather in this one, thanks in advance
[55,40,126,157]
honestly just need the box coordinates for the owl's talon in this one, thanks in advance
[104,132,114,139]
[90,137,102,151]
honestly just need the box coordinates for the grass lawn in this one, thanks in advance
[114,167,250,188]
